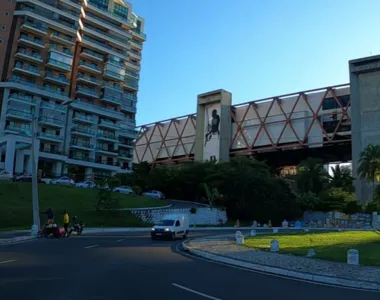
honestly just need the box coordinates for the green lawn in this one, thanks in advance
[0,182,168,229]
[245,231,380,266]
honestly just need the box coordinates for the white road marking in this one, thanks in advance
[0,260,17,265]
[175,243,380,293]
[116,239,125,242]
[172,283,223,300]
[84,244,98,249]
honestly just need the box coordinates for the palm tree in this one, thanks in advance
[296,158,329,194]
[357,144,380,201]
[329,165,354,192]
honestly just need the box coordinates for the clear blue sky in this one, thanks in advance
[131,0,380,126]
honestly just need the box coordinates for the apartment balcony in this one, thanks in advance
[72,114,96,125]
[39,116,65,128]
[123,118,136,127]
[44,72,70,86]
[37,132,64,143]
[118,128,137,139]
[61,0,82,10]
[20,21,47,36]
[122,92,137,102]
[123,79,138,91]
[97,132,118,143]
[46,59,72,72]
[6,109,33,122]
[76,86,99,98]
[8,94,38,106]
[103,70,124,82]
[18,34,45,49]
[51,31,76,46]
[71,126,96,138]
[101,94,121,106]
[14,6,78,35]
[131,30,146,41]
[118,141,133,149]
[70,100,125,120]
[120,103,137,113]
[77,74,99,86]
[67,155,120,171]
[49,44,74,57]
[78,60,102,74]
[40,101,67,112]
[6,77,69,101]
[70,141,95,151]
[80,49,104,62]
[125,60,140,71]
[131,39,142,50]
[85,11,131,39]
[13,63,41,78]
[128,49,141,60]
[83,25,130,50]
[95,146,118,157]
[81,36,125,59]
[102,82,122,93]
[118,151,133,160]
[15,49,43,64]
[4,125,31,136]
[39,147,66,161]
[124,69,139,80]
[98,119,120,131]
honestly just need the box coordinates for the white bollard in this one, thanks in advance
[235,231,242,240]
[270,239,279,252]
[236,234,245,245]
[250,230,256,237]
[273,228,278,233]
[31,225,39,238]
[347,249,359,265]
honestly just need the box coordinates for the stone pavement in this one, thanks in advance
[184,235,380,290]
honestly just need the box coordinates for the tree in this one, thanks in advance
[296,158,329,194]
[329,165,354,192]
[357,144,380,202]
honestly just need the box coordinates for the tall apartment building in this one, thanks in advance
[0,0,146,180]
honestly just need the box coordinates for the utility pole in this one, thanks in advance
[31,115,40,236]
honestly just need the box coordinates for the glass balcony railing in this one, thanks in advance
[79,60,101,71]
[22,21,47,33]
[9,77,67,97]
[77,73,99,84]
[106,59,125,68]
[119,138,134,146]
[69,153,94,162]
[97,132,116,140]
[73,114,96,123]
[47,59,72,71]
[81,49,104,60]
[73,99,124,117]
[96,146,117,153]
[71,126,95,135]
[6,109,33,119]
[19,34,44,46]
[9,94,37,104]
[40,101,67,112]
[130,49,141,57]
[119,151,133,158]
[76,86,98,97]
[16,49,42,61]
[102,94,121,104]
[102,82,122,91]
[122,93,137,101]
[51,31,75,43]
[131,39,142,46]
[39,116,65,126]
[45,72,69,84]
[13,63,40,75]
[104,70,124,81]
[100,119,119,129]
[40,147,64,155]
[50,44,74,56]
[5,125,31,135]
[70,140,94,149]
[123,79,138,89]
[125,69,139,78]
[37,132,64,141]
[132,29,146,39]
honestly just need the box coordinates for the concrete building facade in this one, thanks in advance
[0,0,146,180]
[134,55,380,202]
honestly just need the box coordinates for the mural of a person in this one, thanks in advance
[205,108,220,146]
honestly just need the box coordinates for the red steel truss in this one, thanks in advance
[134,84,351,165]
[134,114,196,165]
[230,84,351,155]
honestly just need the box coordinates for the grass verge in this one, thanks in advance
[244,231,380,266]
[0,182,168,229]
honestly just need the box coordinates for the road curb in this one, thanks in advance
[182,241,380,292]
[0,236,34,246]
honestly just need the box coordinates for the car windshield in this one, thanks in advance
[157,220,174,226]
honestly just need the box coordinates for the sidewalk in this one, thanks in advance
[183,235,380,291]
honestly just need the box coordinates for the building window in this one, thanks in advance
[4,11,9,16]
[113,3,128,20]
[1,25,6,31]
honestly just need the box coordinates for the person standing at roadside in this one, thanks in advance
[63,209,70,236]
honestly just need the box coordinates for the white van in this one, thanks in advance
[151,214,189,240]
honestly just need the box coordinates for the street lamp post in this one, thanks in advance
[30,99,73,237]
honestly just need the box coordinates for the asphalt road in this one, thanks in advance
[0,231,379,300]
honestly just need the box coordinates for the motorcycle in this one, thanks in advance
[38,223,66,238]
[68,217,86,236]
